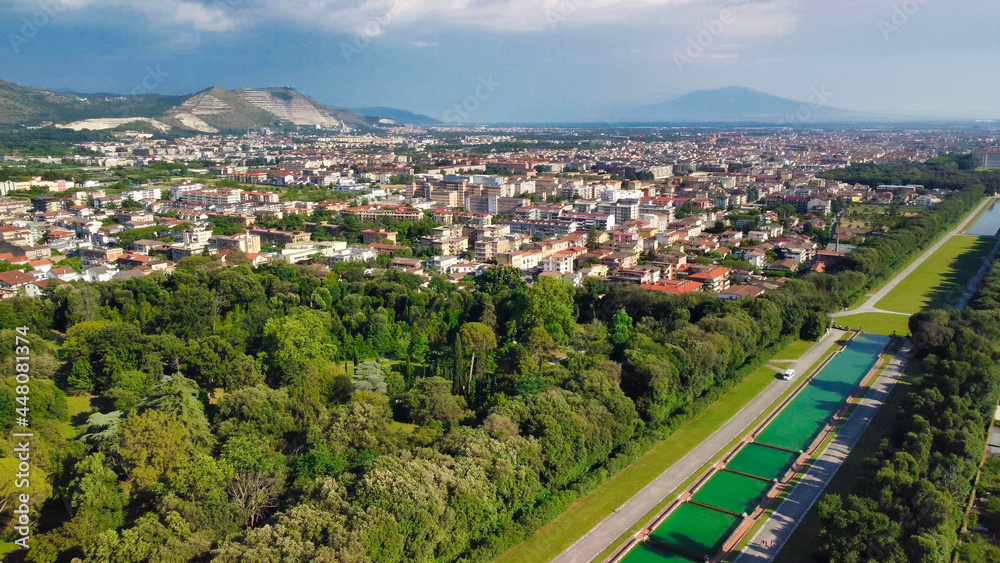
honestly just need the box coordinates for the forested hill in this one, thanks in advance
[0,159,989,561]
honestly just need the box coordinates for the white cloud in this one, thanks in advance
[166,1,236,32]
[0,0,809,36]
[1,0,239,30]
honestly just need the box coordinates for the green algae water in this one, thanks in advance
[755,334,890,452]
[691,470,773,515]
[647,503,741,560]
[620,542,700,563]
[726,443,799,481]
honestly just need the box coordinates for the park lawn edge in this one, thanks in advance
[874,235,995,314]
[841,196,988,313]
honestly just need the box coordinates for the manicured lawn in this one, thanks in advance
[60,394,95,439]
[495,340,823,563]
[837,313,911,337]
[876,235,994,314]
[842,199,988,311]
[770,340,811,362]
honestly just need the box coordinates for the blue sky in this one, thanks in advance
[0,0,997,122]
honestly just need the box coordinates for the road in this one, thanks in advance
[551,329,848,563]
[832,196,994,318]
[735,347,909,563]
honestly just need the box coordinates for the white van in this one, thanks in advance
[781,368,796,381]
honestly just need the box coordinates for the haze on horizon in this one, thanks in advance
[0,0,996,123]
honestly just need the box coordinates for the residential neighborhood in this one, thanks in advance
[0,128,983,299]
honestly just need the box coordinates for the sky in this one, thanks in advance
[0,0,997,122]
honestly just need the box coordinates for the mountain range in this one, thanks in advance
[0,80,438,132]
[0,80,946,130]
[611,86,878,124]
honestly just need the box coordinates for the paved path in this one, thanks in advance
[832,196,995,318]
[551,329,848,563]
[734,347,909,563]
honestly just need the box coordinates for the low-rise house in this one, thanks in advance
[740,249,768,269]
[611,265,661,285]
[27,259,52,274]
[118,253,154,270]
[391,257,424,273]
[84,265,117,283]
[132,239,172,255]
[25,278,62,296]
[0,270,36,293]
[718,285,766,301]
[768,258,799,272]
[602,251,639,270]
[50,267,80,282]
[640,279,703,295]
[578,264,609,278]
[81,246,124,267]
[361,229,398,244]
[328,247,379,264]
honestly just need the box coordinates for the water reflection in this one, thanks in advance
[969,199,1000,237]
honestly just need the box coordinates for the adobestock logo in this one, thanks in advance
[878,0,931,41]
[672,0,749,73]
[545,0,622,30]
[341,2,403,63]
[7,0,74,54]
[778,85,835,127]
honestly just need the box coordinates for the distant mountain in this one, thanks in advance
[617,86,877,124]
[351,106,442,126]
[0,80,377,133]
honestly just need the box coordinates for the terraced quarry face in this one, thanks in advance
[236,89,343,127]
[53,85,352,133]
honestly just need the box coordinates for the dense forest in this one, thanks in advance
[815,258,1000,563]
[0,158,993,561]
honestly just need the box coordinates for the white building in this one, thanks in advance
[180,188,243,207]
[123,188,161,202]
[169,182,204,199]
[281,241,348,264]
[543,251,576,275]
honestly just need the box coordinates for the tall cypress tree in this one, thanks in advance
[452,333,464,394]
